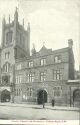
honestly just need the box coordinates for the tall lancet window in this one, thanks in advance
[6,31,13,44]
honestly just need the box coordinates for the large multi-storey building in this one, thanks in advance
[0,8,77,106]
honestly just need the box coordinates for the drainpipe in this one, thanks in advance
[70,86,71,107]
[43,82,45,108]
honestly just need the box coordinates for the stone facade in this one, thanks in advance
[0,8,77,106]
[14,43,74,105]
[66,80,80,107]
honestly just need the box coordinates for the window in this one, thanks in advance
[53,86,61,97]
[16,89,21,96]
[28,61,33,67]
[54,91,61,96]
[5,64,8,72]
[29,88,33,96]
[40,58,46,66]
[54,55,61,63]
[40,72,46,82]
[19,76,22,83]
[26,87,33,97]
[3,63,10,72]
[16,64,22,70]
[53,69,62,80]
[5,52,10,59]
[2,75,9,84]
[16,75,23,84]
[19,89,21,95]
[27,73,34,82]
[16,76,18,84]
[6,31,13,44]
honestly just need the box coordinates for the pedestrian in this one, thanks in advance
[52,99,55,107]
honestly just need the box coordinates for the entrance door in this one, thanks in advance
[37,90,47,104]
[73,89,80,107]
[1,89,10,102]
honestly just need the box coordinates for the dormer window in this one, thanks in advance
[6,31,13,44]
[40,58,46,66]
[54,55,61,63]
[28,61,33,67]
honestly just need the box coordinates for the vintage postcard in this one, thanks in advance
[0,0,80,125]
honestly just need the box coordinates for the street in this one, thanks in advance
[0,103,79,120]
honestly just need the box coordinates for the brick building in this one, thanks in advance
[0,8,77,106]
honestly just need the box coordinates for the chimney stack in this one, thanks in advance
[68,39,73,48]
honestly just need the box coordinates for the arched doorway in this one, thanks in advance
[1,89,10,102]
[37,90,47,104]
[73,89,80,107]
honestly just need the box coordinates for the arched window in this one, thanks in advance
[6,31,13,44]
[3,62,10,72]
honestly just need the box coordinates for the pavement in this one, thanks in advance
[0,102,79,120]
[0,102,79,112]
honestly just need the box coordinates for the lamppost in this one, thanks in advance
[70,86,71,107]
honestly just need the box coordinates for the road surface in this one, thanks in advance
[0,104,79,120]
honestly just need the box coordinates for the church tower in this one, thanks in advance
[0,8,30,87]
[1,7,30,59]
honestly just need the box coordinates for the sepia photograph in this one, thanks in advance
[0,0,80,124]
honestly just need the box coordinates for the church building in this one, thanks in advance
[0,8,78,106]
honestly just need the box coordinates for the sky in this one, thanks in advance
[0,0,79,70]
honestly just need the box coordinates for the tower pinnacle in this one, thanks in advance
[14,7,18,22]
[27,22,30,31]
